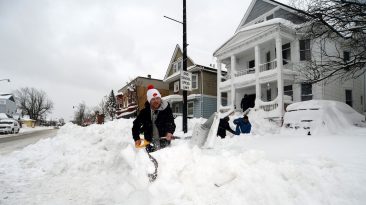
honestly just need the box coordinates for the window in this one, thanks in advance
[266,14,274,20]
[284,85,293,101]
[344,51,350,62]
[301,83,312,101]
[346,90,352,107]
[299,39,311,61]
[222,92,228,106]
[248,60,255,69]
[173,59,183,73]
[282,43,291,65]
[361,95,363,105]
[174,81,180,93]
[188,101,194,115]
[172,63,177,73]
[255,19,264,24]
[173,103,180,113]
[177,60,182,71]
[266,51,271,70]
[192,74,198,89]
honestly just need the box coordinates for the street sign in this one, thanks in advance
[180,70,192,91]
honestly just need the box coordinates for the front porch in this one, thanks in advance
[215,22,298,117]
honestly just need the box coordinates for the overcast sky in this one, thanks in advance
[0,0,288,121]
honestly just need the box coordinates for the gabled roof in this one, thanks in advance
[235,0,304,33]
[0,94,15,102]
[163,44,195,80]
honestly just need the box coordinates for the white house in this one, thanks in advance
[0,94,17,117]
[214,0,365,118]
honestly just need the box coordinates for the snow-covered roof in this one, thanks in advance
[162,94,202,102]
[0,94,14,101]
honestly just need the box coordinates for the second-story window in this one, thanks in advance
[301,83,312,101]
[173,58,183,73]
[192,74,198,89]
[174,81,180,93]
[248,60,255,69]
[266,14,273,20]
[300,39,311,61]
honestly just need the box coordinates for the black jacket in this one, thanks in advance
[217,117,235,138]
[132,101,176,142]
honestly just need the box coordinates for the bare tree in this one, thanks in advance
[98,96,108,116]
[291,0,366,83]
[73,102,86,126]
[14,87,54,121]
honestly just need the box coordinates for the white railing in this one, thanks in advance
[235,68,255,77]
[260,103,278,111]
[260,60,277,72]
[258,98,279,112]
[221,73,231,81]
[173,113,182,118]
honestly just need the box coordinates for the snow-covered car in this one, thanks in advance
[0,119,21,134]
[282,100,365,135]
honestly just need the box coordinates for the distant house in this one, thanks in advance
[213,0,365,118]
[162,44,221,119]
[116,75,169,119]
[0,94,17,117]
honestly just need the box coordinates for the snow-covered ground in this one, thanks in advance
[18,126,55,134]
[0,112,366,205]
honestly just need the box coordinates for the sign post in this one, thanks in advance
[180,71,192,91]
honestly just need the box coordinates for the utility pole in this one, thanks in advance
[164,0,188,133]
[182,0,188,133]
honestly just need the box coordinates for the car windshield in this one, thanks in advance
[0,122,12,124]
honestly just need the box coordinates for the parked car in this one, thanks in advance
[0,119,21,134]
[282,100,365,135]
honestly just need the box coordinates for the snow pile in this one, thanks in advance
[1,115,366,204]
[282,100,366,135]
[228,109,280,135]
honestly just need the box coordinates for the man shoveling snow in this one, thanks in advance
[132,84,176,153]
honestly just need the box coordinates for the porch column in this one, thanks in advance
[230,55,236,109]
[216,59,222,112]
[276,34,284,116]
[255,45,261,109]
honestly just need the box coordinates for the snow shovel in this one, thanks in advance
[135,139,158,183]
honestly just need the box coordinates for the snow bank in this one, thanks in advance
[1,116,366,205]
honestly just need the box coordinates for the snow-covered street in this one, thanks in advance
[0,115,365,205]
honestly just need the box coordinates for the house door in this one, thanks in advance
[247,94,256,108]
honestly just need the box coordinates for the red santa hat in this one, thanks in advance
[146,84,161,103]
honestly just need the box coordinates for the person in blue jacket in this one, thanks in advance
[233,115,251,135]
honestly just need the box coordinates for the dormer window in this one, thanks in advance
[173,58,183,73]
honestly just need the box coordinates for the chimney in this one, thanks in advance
[147,74,151,79]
